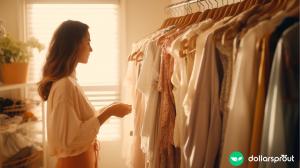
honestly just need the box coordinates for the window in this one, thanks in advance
[26,1,121,141]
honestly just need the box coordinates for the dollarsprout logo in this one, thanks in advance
[229,151,244,166]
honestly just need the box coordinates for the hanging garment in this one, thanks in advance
[183,17,232,168]
[131,89,146,168]
[247,36,269,168]
[220,10,288,168]
[124,40,149,168]
[212,7,264,161]
[259,23,299,168]
[186,34,222,168]
[137,28,174,168]
[123,47,138,167]
[169,19,214,168]
[249,17,299,168]
[154,32,182,168]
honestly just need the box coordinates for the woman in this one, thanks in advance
[38,20,131,168]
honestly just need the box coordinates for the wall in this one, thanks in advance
[123,0,170,56]
[0,0,24,40]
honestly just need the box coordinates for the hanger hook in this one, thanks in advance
[196,0,201,11]
[175,5,179,17]
[169,8,173,17]
[215,0,218,8]
[197,0,205,11]
[208,0,213,9]
[200,0,206,11]
[185,0,189,14]
[166,7,171,18]
[188,1,193,14]
[204,0,209,9]
[205,0,210,9]
[184,1,188,14]
[176,5,179,17]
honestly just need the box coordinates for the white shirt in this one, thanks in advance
[47,73,100,158]
[137,37,161,164]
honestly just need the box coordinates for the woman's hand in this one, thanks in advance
[97,102,131,126]
[104,102,132,118]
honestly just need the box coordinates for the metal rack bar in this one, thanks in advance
[166,0,201,10]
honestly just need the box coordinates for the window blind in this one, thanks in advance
[26,1,121,141]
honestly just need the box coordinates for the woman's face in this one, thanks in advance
[77,31,93,64]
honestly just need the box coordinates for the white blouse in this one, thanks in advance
[47,73,100,158]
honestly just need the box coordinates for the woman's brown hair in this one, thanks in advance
[38,20,89,101]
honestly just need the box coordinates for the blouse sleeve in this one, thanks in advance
[47,78,100,157]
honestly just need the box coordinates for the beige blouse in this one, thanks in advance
[47,73,100,158]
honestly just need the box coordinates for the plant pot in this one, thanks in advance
[0,63,29,84]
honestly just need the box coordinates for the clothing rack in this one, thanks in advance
[166,0,238,10]
[166,0,203,10]
[165,0,241,16]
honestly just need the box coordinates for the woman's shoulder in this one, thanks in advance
[51,77,77,95]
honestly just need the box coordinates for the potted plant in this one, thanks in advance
[0,35,44,84]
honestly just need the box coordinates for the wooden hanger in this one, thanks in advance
[179,3,192,27]
[160,7,173,29]
[214,0,230,20]
[179,14,192,28]
[178,3,193,27]
[196,0,211,22]
[181,3,196,27]
[228,1,239,16]
[216,0,231,20]
[206,0,218,19]
[211,0,220,20]
[160,18,172,29]
[248,0,256,7]
[265,0,280,15]
[161,6,182,29]
[246,0,257,9]
[128,51,138,61]
[220,0,259,46]
[232,0,248,16]
[215,0,230,20]
[225,0,235,18]
[169,16,179,27]
[134,52,144,63]
[187,11,202,26]
[277,0,289,11]
[223,0,233,16]
[286,3,299,18]
[186,0,202,26]
[176,15,185,27]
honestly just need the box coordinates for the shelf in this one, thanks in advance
[0,83,37,91]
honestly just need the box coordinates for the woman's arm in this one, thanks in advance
[97,102,132,126]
